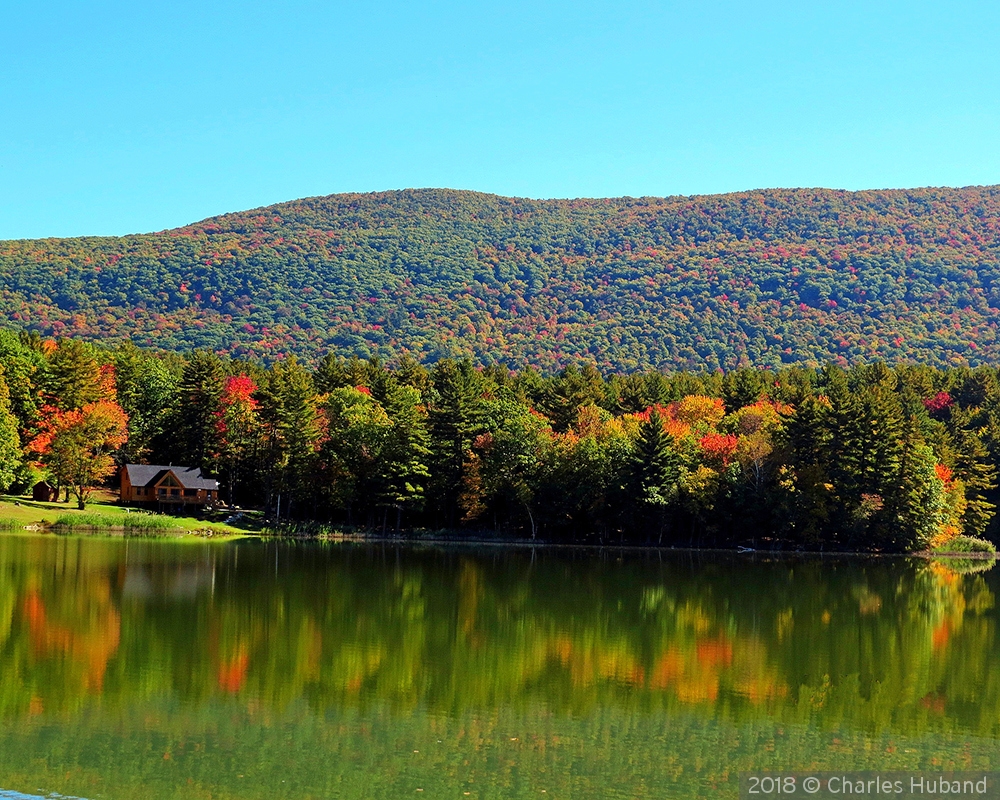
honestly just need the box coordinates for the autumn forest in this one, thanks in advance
[1,328,1000,552]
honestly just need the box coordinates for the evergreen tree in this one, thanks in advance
[722,369,766,412]
[168,351,225,473]
[42,339,104,411]
[948,411,998,539]
[113,342,178,463]
[886,431,948,552]
[313,353,350,395]
[952,367,999,410]
[379,384,432,529]
[428,359,487,527]
[394,354,431,394]
[827,366,905,544]
[538,364,606,433]
[632,408,682,542]
[258,356,320,519]
[777,395,832,544]
[216,375,263,507]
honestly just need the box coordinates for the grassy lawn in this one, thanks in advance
[0,490,263,538]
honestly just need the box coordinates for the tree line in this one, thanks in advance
[1,328,999,551]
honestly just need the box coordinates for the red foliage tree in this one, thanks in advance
[698,433,739,467]
[30,400,129,509]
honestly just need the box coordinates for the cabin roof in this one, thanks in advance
[124,464,219,491]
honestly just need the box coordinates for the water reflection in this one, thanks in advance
[0,535,997,799]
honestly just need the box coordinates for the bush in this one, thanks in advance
[932,535,997,556]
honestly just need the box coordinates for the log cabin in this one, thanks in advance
[120,464,220,511]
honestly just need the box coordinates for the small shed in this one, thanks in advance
[32,481,59,502]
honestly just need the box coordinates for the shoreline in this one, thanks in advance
[261,528,1000,560]
[0,510,1000,563]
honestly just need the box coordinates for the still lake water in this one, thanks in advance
[0,533,998,799]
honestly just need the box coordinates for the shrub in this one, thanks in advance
[54,512,176,533]
[931,535,996,556]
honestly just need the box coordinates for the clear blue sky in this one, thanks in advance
[2,0,998,239]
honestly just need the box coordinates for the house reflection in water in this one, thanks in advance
[122,554,217,601]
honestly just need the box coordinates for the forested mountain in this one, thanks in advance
[3,186,1000,369]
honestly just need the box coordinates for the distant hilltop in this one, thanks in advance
[2,185,1000,370]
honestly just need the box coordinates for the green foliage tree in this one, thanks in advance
[42,339,104,411]
[215,375,262,507]
[168,350,225,474]
[113,342,178,463]
[0,330,42,437]
[463,399,551,539]
[0,367,22,492]
[428,360,487,528]
[948,413,998,539]
[259,356,320,519]
[320,386,391,525]
[379,384,432,529]
[632,409,682,542]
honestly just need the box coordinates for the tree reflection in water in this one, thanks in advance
[0,535,997,799]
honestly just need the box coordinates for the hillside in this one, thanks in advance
[3,186,1000,370]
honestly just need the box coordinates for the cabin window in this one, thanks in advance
[158,488,166,496]
[184,489,196,497]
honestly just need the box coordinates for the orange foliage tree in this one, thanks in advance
[30,400,129,509]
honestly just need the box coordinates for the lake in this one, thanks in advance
[0,534,997,799]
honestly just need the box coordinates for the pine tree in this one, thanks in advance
[722,369,766,412]
[428,360,486,527]
[539,364,606,433]
[777,395,833,544]
[169,351,225,473]
[948,412,998,539]
[313,353,350,395]
[379,384,432,530]
[216,375,262,507]
[113,342,178,463]
[258,356,320,520]
[887,429,948,552]
[42,339,104,411]
[632,408,682,542]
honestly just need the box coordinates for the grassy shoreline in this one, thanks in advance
[0,494,253,539]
